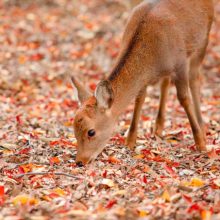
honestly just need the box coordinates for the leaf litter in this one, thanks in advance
[0,0,220,219]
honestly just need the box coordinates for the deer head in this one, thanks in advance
[71,77,116,165]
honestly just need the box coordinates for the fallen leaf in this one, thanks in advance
[162,190,171,202]
[201,210,212,220]
[100,179,115,188]
[13,195,38,206]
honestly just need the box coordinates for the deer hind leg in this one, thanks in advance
[189,48,207,139]
[174,61,206,151]
[154,77,171,137]
[126,86,147,150]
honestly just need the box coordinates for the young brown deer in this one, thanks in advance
[71,0,214,165]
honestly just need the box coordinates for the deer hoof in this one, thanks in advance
[125,139,136,150]
[153,124,164,137]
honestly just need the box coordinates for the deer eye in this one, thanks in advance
[88,129,96,137]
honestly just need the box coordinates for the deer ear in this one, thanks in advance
[95,80,114,109]
[70,76,91,104]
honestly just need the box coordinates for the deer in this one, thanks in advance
[71,0,214,166]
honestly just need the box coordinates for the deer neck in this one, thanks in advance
[108,58,150,117]
[107,24,158,117]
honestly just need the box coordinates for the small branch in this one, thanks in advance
[178,184,209,193]
[178,185,193,192]
[14,162,50,168]
[194,184,210,192]
[15,171,82,179]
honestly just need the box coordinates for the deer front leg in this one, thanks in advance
[154,77,171,137]
[126,86,147,150]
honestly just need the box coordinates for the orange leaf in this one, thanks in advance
[49,157,60,164]
[18,55,28,64]
[108,156,120,164]
[190,178,204,187]
[162,190,171,202]
[54,188,66,196]
[201,210,212,220]
[133,154,145,159]
[13,195,38,206]
[139,210,149,217]
[19,163,34,173]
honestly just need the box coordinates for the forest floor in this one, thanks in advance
[0,1,220,219]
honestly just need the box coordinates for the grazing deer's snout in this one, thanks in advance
[76,161,84,167]
[76,153,91,165]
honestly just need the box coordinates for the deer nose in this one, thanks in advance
[76,161,84,167]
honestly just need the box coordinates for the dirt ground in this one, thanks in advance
[0,1,220,219]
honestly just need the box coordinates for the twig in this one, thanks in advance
[14,171,82,179]
[0,142,17,150]
[14,162,50,168]
[178,185,193,192]
[194,184,210,192]
[38,137,60,143]
[178,184,210,193]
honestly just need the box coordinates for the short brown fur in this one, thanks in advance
[72,0,214,164]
